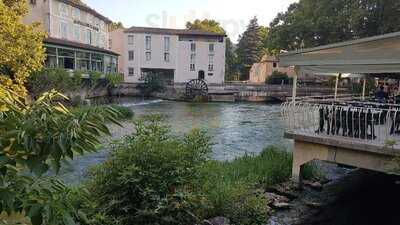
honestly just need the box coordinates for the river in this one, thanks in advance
[59,98,292,184]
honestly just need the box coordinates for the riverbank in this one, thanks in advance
[266,168,400,225]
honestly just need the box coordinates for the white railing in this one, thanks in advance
[281,101,400,145]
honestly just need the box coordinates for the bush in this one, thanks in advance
[0,89,120,225]
[265,71,291,85]
[83,115,212,225]
[138,73,166,96]
[28,68,82,97]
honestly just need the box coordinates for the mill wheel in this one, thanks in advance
[185,79,208,99]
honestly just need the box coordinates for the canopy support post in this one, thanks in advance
[334,74,340,101]
[292,66,299,103]
[362,78,367,101]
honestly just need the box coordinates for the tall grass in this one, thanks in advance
[197,146,317,223]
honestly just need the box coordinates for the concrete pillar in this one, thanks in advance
[292,66,299,103]
[362,78,367,101]
[334,74,340,101]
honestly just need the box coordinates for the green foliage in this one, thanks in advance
[71,104,134,121]
[236,17,268,80]
[196,147,316,224]
[0,89,120,225]
[266,71,291,85]
[0,0,46,96]
[267,0,400,52]
[225,38,240,81]
[28,68,82,97]
[89,71,102,86]
[84,115,212,225]
[138,73,165,96]
[105,73,123,88]
[186,19,226,34]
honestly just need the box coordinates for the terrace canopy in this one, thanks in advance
[278,31,400,101]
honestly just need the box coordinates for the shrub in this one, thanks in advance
[265,71,291,85]
[105,73,124,88]
[0,89,120,225]
[28,68,82,97]
[138,73,165,96]
[84,115,212,225]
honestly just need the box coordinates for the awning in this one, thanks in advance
[278,32,400,74]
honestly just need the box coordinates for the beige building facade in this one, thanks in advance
[24,0,118,73]
[249,54,296,83]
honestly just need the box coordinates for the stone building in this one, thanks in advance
[249,54,296,84]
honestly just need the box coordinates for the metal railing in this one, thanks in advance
[281,100,400,145]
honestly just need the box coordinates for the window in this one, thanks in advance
[209,43,215,52]
[128,50,134,61]
[80,11,87,22]
[60,21,68,39]
[208,54,214,71]
[100,34,105,48]
[146,52,151,61]
[86,29,92,45]
[273,62,278,68]
[128,67,134,76]
[74,25,80,41]
[190,53,196,71]
[95,32,100,46]
[73,8,80,19]
[76,51,90,71]
[59,2,68,17]
[30,0,36,6]
[164,37,170,51]
[145,36,151,50]
[164,53,170,62]
[128,35,134,45]
[208,73,214,76]
[190,42,196,52]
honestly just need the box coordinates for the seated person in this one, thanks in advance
[375,86,388,103]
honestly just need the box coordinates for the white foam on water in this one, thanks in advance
[121,99,164,107]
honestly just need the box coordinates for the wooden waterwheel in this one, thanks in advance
[185,79,208,99]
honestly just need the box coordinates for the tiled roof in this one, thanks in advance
[124,26,227,37]
[44,37,119,56]
[58,0,112,23]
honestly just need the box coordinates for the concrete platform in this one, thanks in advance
[208,90,238,102]
[285,131,400,183]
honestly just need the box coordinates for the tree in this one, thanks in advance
[186,19,239,81]
[0,0,46,97]
[186,19,226,34]
[110,21,124,31]
[267,0,400,52]
[236,17,267,80]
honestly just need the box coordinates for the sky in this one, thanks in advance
[83,0,298,42]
